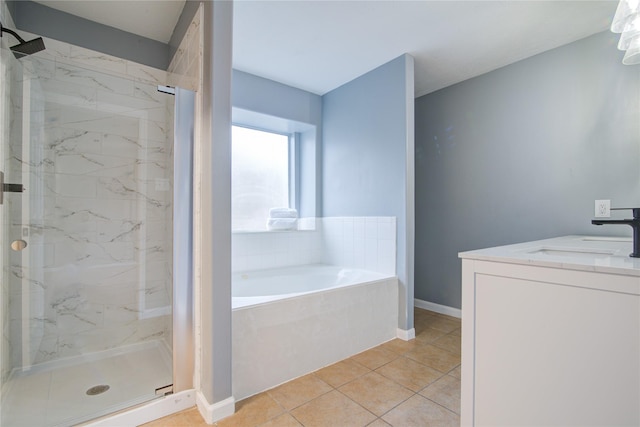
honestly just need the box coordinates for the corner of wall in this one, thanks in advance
[403,52,416,332]
[196,392,235,424]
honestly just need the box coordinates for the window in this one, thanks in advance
[232,125,291,231]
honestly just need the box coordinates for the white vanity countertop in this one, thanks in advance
[459,235,640,277]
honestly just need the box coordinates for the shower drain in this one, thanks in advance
[86,385,110,396]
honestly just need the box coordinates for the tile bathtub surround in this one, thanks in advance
[322,216,396,275]
[231,216,397,275]
[143,308,461,427]
[231,229,323,272]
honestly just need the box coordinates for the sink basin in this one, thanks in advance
[526,247,618,259]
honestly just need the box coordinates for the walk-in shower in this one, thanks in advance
[0,30,194,426]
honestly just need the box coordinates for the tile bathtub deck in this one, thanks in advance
[142,308,461,427]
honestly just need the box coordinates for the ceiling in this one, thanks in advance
[34,0,619,97]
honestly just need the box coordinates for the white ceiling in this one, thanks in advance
[34,0,619,97]
[233,1,618,96]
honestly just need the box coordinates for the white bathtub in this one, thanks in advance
[232,264,398,400]
[232,264,392,309]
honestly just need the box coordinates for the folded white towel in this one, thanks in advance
[267,218,298,231]
[269,207,298,219]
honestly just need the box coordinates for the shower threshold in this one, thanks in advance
[1,340,172,427]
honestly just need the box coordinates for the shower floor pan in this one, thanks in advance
[2,340,172,427]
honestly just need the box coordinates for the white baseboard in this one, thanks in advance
[85,390,196,427]
[396,328,415,341]
[415,298,461,319]
[197,392,235,423]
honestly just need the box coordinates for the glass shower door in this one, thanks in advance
[0,42,175,426]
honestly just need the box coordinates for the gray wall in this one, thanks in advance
[232,70,322,128]
[415,30,640,309]
[8,0,174,69]
[323,54,415,331]
[232,70,323,217]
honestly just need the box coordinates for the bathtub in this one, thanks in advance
[232,264,398,400]
[232,264,394,309]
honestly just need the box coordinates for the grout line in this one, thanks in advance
[420,394,461,417]
[372,389,418,422]
[334,388,380,420]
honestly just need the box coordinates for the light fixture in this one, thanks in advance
[612,0,640,64]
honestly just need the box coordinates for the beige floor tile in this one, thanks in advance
[268,374,332,411]
[419,375,461,414]
[450,327,462,337]
[314,359,369,388]
[414,308,435,321]
[448,365,461,379]
[380,338,419,355]
[421,316,460,334]
[431,333,461,355]
[179,408,209,426]
[217,393,284,427]
[351,346,399,370]
[414,327,447,345]
[431,312,459,320]
[405,344,461,373]
[259,413,303,427]
[382,394,459,427]
[375,356,443,392]
[290,390,376,427]
[367,418,392,426]
[414,310,448,324]
[339,372,413,416]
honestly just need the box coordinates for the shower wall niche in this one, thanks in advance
[5,36,174,368]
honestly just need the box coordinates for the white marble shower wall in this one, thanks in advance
[4,36,174,366]
[0,0,18,383]
[167,4,200,91]
[231,216,396,275]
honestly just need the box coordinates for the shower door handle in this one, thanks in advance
[0,171,24,205]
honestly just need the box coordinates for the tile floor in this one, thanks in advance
[142,308,461,427]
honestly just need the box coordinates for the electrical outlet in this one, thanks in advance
[595,199,610,218]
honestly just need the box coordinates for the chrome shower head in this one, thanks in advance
[1,22,46,58]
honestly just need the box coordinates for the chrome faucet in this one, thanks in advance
[592,207,640,258]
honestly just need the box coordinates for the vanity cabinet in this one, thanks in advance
[460,236,640,426]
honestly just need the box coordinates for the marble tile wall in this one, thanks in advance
[168,6,201,91]
[1,24,175,369]
[0,0,16,384]
[231,216,397,276]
